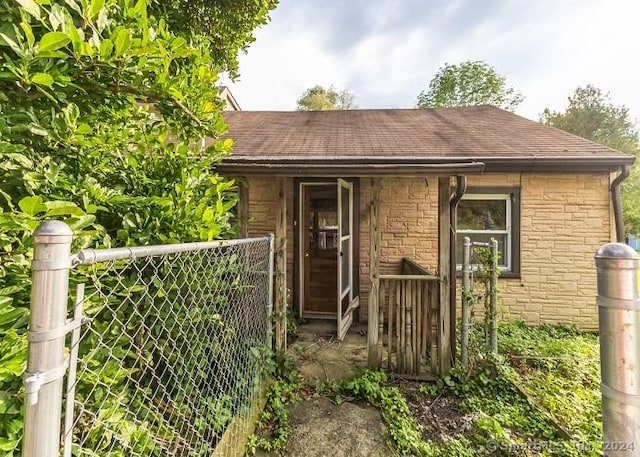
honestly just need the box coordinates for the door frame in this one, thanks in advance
[293,178,360,320]
[337,178,354,340]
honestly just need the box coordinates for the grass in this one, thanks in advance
[412,321,603,456]
[499,322,602,447]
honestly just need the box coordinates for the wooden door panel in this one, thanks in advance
[306,252,338,313]
[302,183,338,316]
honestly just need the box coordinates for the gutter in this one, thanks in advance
[611,165,631,242]
[449,175,467,365]
[215,161,485,176]
[220,155,633,173]
[480,156,634,173]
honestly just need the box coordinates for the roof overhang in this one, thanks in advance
[216,160,486,177]
[216,154,633,176]
[480,156,634,172]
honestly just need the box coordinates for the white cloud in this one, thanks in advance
[226,0,640,123]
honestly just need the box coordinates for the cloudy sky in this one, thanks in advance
[224,0,640,123]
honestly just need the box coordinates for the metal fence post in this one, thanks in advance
[267,233,275,347]
[23,221,73,457]
[595,243,640,456]
[461,236,471,369]
[488,238,499,354]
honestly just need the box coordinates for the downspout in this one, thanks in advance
[611,165,630,243]
[449,175,467,365]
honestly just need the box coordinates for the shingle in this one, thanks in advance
[220,106,630,161]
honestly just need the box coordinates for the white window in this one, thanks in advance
[456,191,519,274]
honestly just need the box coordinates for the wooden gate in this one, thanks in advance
[368,258,441,378]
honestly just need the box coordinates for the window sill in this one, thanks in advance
[455,271,521,279]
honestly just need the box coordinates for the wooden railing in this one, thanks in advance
[401,257,434,276]
[369,258,440,378]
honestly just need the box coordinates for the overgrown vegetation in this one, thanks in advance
[245,355,301,455]
[249,323,602,457]
[246,248,602,456]
[340,370,481,456]
[499,323,601,449]
[414,322,602,456]
[149,0,278,78]
[0,0,277,454]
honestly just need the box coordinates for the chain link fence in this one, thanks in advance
[460,237,499,368]
[22,222,274,457]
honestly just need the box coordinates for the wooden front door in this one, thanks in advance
[301,183,339,317]
[298,180,359,340]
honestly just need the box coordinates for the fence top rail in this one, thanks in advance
[379,274,440,281]
[470,241,491,247]
[71,235,274,266]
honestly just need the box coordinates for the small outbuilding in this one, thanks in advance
[216,106,633,376]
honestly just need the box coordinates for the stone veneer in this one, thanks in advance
[244,173,613,330]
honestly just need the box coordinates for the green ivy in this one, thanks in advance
[245,353,300,455]
[421,322,603,456]
[499,322,602,453]
[339,370,476,457]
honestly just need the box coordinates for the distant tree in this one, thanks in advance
[541,85,639,154]
[417,61,523,111]
[622,166,640,236]
[542,85,640,234]
[297,85,357,111]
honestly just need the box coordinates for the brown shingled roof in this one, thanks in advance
[217,106,633,174]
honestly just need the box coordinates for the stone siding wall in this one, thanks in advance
[244,173,613,329]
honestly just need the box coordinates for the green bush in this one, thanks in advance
[0,0,276,454]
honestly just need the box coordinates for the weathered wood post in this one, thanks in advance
[237,178,249,238]
[368,178,382,368]
[437,177,452,375]
[595,243,640,456]
[274,177,289,352]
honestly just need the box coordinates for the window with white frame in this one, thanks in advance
[456,188,520,274]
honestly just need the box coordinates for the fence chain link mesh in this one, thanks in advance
[462,239,499,351]
[467,244,491,311]
[65,237,272,456]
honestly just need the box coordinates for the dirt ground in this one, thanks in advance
[395,380,476,444]
[274,396,396,457]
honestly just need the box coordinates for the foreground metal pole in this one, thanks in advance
[461,237,471,369]
[488,238,499,354]
[595,243,640,456]
[267,234,275,348]
[23,221,73,457]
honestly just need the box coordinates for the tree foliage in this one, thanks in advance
[417,61,523,112]
[149,0,278,78]
[296,84,356,111]
[541,85,639,154]
[0,0,272,452]
[541,85,640,235]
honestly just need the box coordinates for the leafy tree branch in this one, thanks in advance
[417,61,523,111]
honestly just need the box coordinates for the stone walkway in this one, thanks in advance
[291,321,368,381]
[258,321,397,457]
